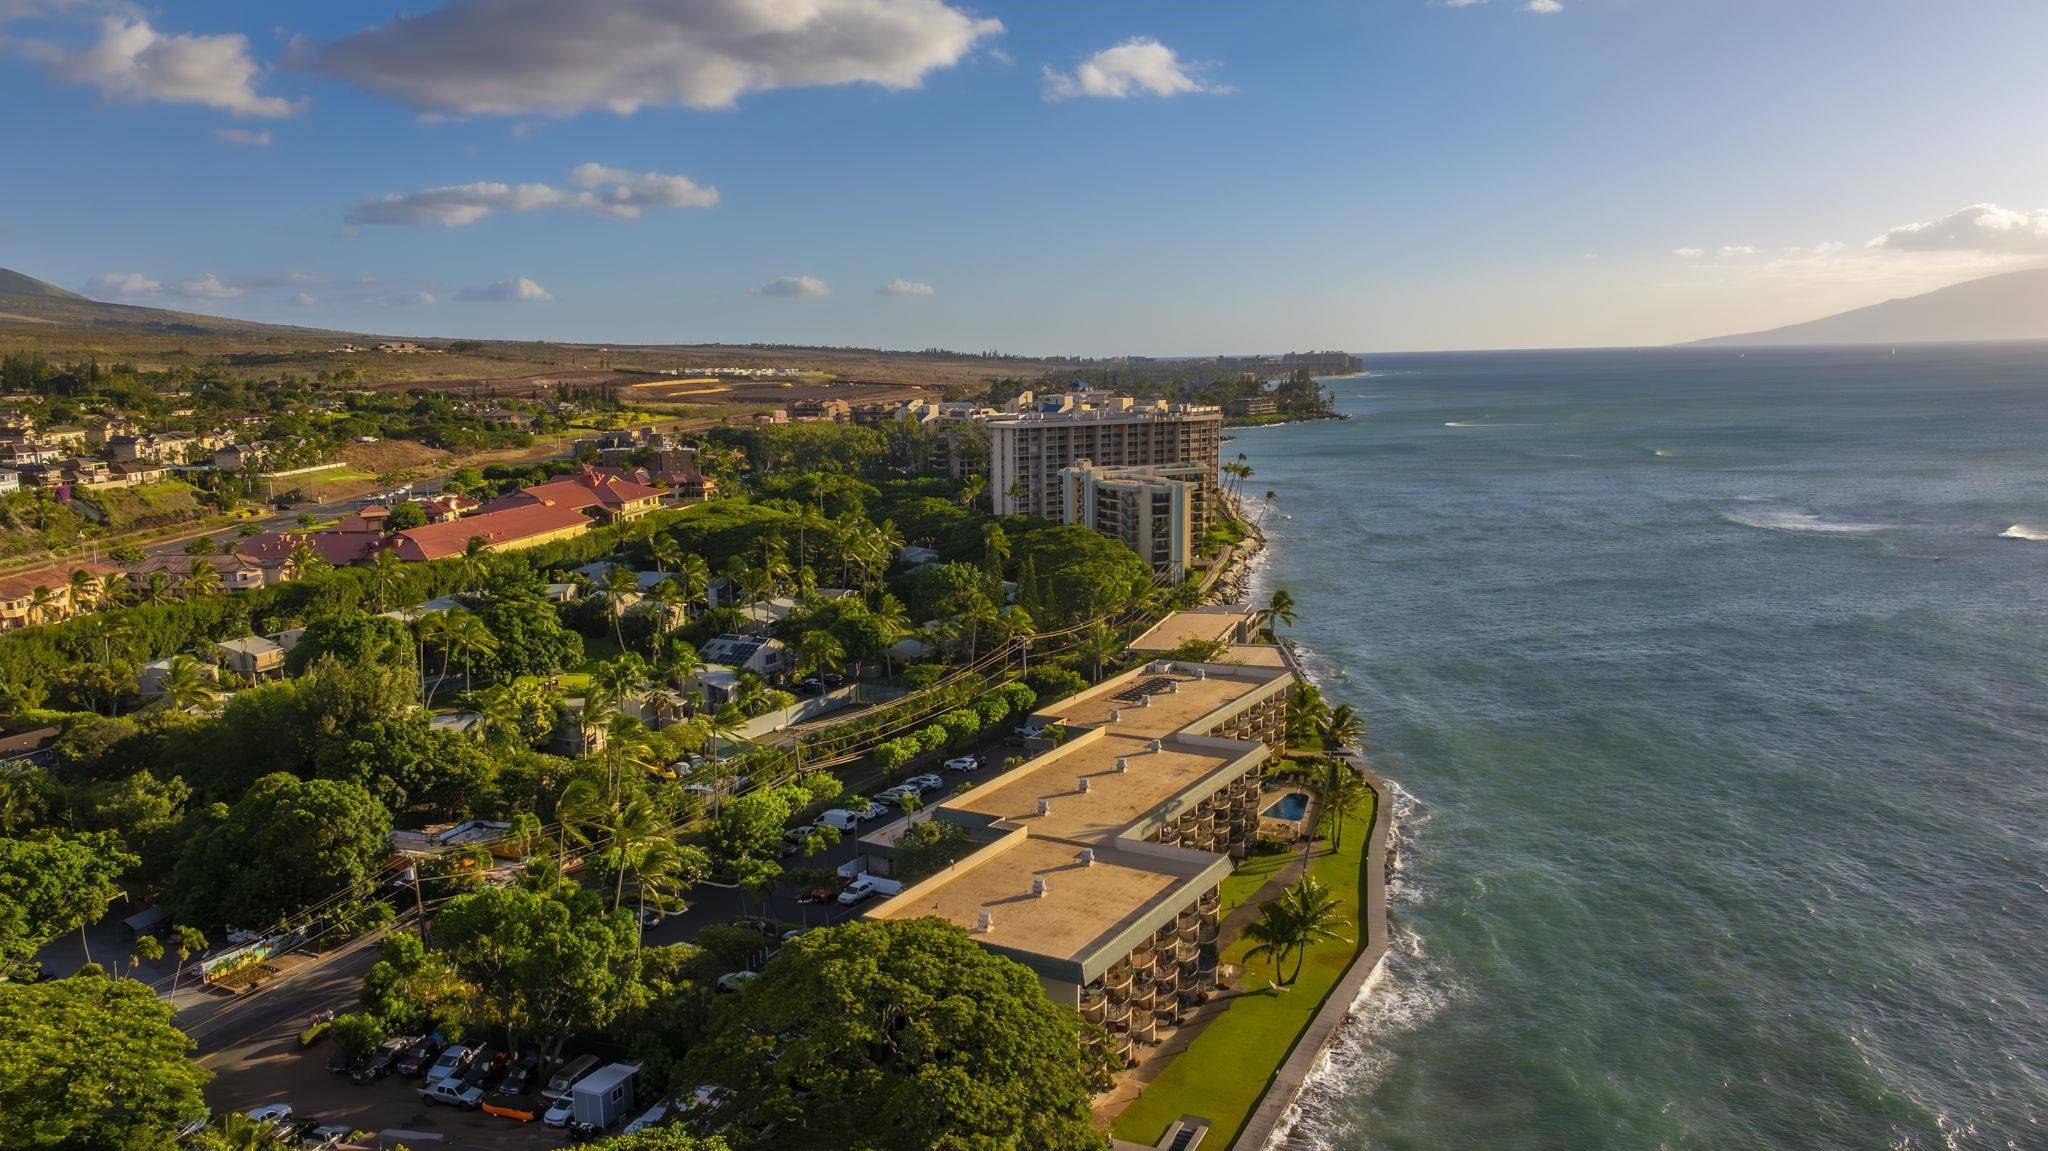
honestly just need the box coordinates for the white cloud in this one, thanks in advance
[30,15,299,117]
[877,277,934,297]
[212,128,273,146]
[1523,0,1563,11]
[1673,247,1705,259]
[88,271,159,296]
[380,290,438,307]
[291,291,318,307]
[754,275,830,298]
[348,163,718,227]
[1868,203,2048,254]
[172,273,240,300]
[1721,244,1761,256]
[456,277,553,303]
[1044,37,1227,101]
[302,0,1001,116]
[569,163,719,216]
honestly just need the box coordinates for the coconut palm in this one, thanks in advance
[1240,906,1295,987]
[372,549,405,611]
[157,654,219,713]
[27,585,56,626]
[603,564,639,651]
[1262,587,1297,636]
[472,685,528,746]
[665,640,703,690]
[136,571,173,607]
[650,534,681,576]
[1078,621,1120,682]
[557,778,671,911]
[678,553,710,620]
[66,569,96,615]
[182,558,220,600]
[1274,876,1350,985]
[287,540,326,578]
[796,630,845,681]
[425,609,497,699]
[98,571,129,607]
[1320,764,1373,851]
[1318,703,1362,753]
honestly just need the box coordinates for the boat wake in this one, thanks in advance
[1997,524,2048,541]
[1722,508,1893,535]
[1265,781,1455,1151]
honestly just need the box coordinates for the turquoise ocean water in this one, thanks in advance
[1239,345,2048,1151]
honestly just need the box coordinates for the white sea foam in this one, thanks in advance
[1264,779,1451,1151]
[1653,449,1676,458]
[1722,508,1893,534]
[1997,524,2048,541]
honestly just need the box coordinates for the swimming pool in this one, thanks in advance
[1260,790,1310,822]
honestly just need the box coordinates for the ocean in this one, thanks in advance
[1237,345,2048,1151]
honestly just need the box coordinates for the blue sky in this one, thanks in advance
[2,0,2046,353]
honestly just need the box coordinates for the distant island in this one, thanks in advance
[1693,267,2048,348]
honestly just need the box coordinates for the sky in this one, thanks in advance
[1,0,2047,355]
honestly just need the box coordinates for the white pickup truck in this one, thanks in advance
[836,873,905,906]
[418,1080,485,1109]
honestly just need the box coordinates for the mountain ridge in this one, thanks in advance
[1692,267,2048,348]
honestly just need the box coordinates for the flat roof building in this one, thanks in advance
[1058,460,1215,581]
[862,628,1294,1060]
[985,392,1222,521]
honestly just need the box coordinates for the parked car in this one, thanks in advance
[716,970,757,993]
[497,1054,541,1096]
[821,672,845,688]
[394,1038,443,1077]
[837,876,905,906]
[426,1044,475,1084]
[793,678,825,697]
[324,1044,354,1075]
[351,1037,410,1084]
[851,800,887,822]
[1014,723,1048,740]
[905,773,944,792]
[943,755,983,772]
[635,906,665,930]
[245,1104,294,1125]
[815,808,858,832]
[418,1080,485,1109]
[543,1053,602,1100]
[543,1095,578,1127]
[460,1049,505,1091]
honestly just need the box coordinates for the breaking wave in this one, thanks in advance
[1722,509,1893,534]
[1997,524,2048,541]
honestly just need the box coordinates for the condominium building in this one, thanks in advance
[1057,460,1214,580]
[985,390,1222,519]
[859,624,1294,1063]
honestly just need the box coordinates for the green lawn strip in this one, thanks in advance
[1110,790,1376,1147]
[1217,849,1291,915]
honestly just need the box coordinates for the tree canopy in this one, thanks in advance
[166,772,391,929]
[686,918,1107,1151]
[0,831,135,972]
[0,973,210,1151]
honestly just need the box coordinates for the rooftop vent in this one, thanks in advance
[1168,681,1180,694]
[1196,668,1207,681]
[1031,878,1049,898]
[1080,848,1096,866]
[977,911,994,932]
[1115,757,1129,773]
[1150,738,1163,753]
[1109,708,1120,723]
[1139,694,1151,708]
[1078,776,1092,793]
[1038,798,1053,817]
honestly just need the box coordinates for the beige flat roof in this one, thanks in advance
[1129,607,1258,653]
[1220,643,1290,668]
[868,836,1188,965]
[949,732,1242,846]
[1047,669,1279,741]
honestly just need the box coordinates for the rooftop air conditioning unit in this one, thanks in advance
[1139,695,1151,708]
[1168,681,1180,694]
[1109,708,1120,723]
[1080,848,1096,866]
[1150,738,1162,752]
[1031,878,1048,898]
[1196,669,1207,681]
[1079,777,1092,793]
[977,911,994,932]
[1038,798,1053,816]
[1115,757,1129,773]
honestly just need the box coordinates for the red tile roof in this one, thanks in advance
[390,502,592,562]
[489,468,663,516]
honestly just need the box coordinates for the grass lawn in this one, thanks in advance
[1110,788,1377,1149]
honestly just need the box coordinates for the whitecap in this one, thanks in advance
[1997,524,2048,541]
[1653,449,1676,458]
[1721,509,1893,534]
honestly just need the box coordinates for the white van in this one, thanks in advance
[815,809,858,832]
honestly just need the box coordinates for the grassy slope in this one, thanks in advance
[1110,789,1378,1147]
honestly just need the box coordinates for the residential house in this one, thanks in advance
[698,633,791,681]
[138,657,219,697]
[211,443,268,472]
[486,467,663,523]
[0,726,62,768]
[127,553,268,593]
[412,495,479,523]
[214,635,287,679]
[62,458,112,487]
[0,469,19,494]
[110,461,169,486]
[4,441,63,466]
[0,563,119,629]
[789,398,851,423]
[387,501,592,562]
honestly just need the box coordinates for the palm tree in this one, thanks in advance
[626,839,709,946]
[183,558,221,600]
[1079,621,1119,682]
[457,537,490,589]
[473,685,528,746]
[169,925,208,995]
[603,564,638,651]
[157,654,219,713]
[678,553,710,620]
[137,571,173,607]
[665,640,703,691]
[650,534,681,576]
[1320,765,1373,851]
[287,540,327,579]
[98,571,129,607]
[426,609,497,699]
[557,779,671,911]
[958,473,987,509]
[1263,587,1297,636]
[642,686,687,731]
[66,569,96,615]
[372,549,405,612]
[796,630,845,681]
[981,521,1009,579]
[27,585,56,626]
[1274,876,1350,985]
[1240,906,1295,987]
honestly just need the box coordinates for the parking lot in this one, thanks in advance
[199,744,1024,1144]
